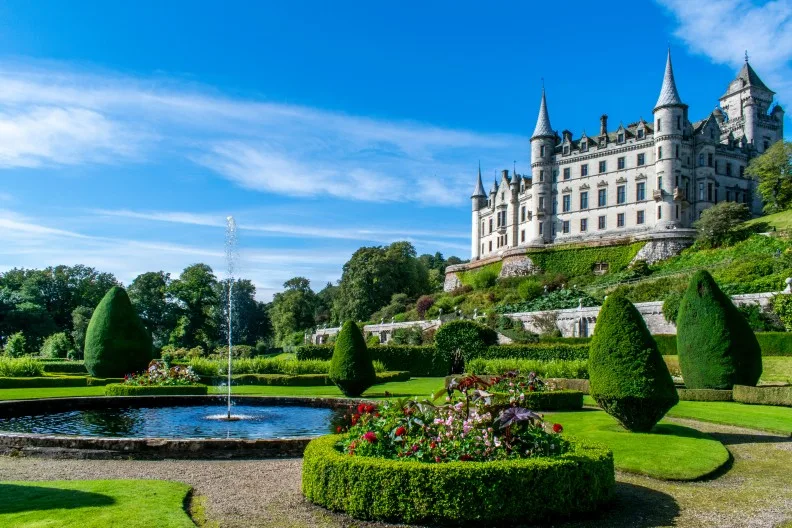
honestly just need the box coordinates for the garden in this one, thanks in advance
[0,271,790,527]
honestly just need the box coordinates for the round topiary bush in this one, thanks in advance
[84,286,153,378]
[676,271,762,389]
[329,321,376,397]
[588,294,678,432]
[434,319,498,374]
[302,434,613,525]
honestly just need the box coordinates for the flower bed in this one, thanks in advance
[104,383,208,396]
[444,372,584,411]
[302,434,613,524]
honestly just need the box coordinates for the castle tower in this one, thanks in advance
[652,50,686,229]
[470,163,487,259]
[529,88,555,245]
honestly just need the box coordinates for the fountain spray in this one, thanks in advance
[225,216,238,420]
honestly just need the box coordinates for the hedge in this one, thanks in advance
[653,335,677,356]
[104,384,208,396]
[482,344,590,361]
[41,361,88,374]
[650,333,792,357]
[466,358,588,379]
[197,371,410,387]
[677,389,734,402]
[302,434,614,525]
[298,345,445,376]
[733,385,792,407]
[0,376,122,388]
[491,390,584,411]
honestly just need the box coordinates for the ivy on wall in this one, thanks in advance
[528,242,646,277]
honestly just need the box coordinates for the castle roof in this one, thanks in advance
[724,61,774,97]
[471,165,486,198]
[531,88,554,138]
[655,49,685,110]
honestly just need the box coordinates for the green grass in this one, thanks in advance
[745,209,792,230]
[0,480,194,528]
[666,400,792,435]
[0,386,107,400]
[545,410,729,480]
[761,357,792,383]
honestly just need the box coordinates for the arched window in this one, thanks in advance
[698,153,705,166]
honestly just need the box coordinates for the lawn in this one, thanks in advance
[761,357,792,383]
[666,400,792,436]
[0,479,194,528]
[544,410,729,480]
[745,209,792,230]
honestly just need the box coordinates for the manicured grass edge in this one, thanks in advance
[104,384,208,396]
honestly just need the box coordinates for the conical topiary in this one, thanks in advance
[676,270,762,389]
[329,321,376,397]
[589,294,678,432]
[84,286,153,378]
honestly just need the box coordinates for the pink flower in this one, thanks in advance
[362,431,377,443]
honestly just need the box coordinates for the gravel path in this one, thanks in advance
[0,420,790,528]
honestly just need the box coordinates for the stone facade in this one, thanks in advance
[631,235,694,265]
[469,51,783,263]
[499,254,536,278]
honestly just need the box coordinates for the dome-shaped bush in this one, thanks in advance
[329,321,376,397]
[84,286,153,378]
[589,294,678,432]
[434,319,498,374]
[676,270,762,389]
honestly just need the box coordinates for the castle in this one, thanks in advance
[469,51,785,262]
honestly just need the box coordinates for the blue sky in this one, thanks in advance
[0,0,790,300]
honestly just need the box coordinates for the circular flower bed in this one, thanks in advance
[106,360,207,396]
[304,375,613,524]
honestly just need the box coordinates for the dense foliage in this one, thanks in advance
[746,140,792,214]
[677,271,762,389]
[84,287,153,378]
[329,321,376,396]
[0,356,44,377]
[122,359,200,386]
[39,332,73,359]
[434,320,498,373]
[693,202,752,248]
[588,294,678,432]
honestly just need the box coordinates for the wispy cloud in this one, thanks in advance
[0,61,522,204]
[659,0,792,110]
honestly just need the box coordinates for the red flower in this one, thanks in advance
[395,426,406,437]
[336,426,343,433]
[460,454,473,461]
[435,456,441,463]
[552,423,563,434]
[529,385,536,392]
[351,413,360,425]
[430,441,436,449]
[363,431,378,443]
[364,404,376,414]
[357,403,366,414]
[412,444,419,452]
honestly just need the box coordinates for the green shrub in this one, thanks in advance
[187,357,222,377]
[434,320,498,373]
[297,344,444,376]
[756,332,792,356]
[296,345,334,360]
[329,321,376,397]
[3,332,27,357]
[104,383,207,396]
[482,343,589,361]
[677,271,762,389]
[662,292,683,323]
[459,262,502,289]
[588,294,679,432]
[772,294,792,331]
[517,279,543,301]
[466,358,588,379]
[84,287,153,378]
[733,384,792,407]
[302,435,614,525]
[677,389,734,402]
[212,345,256,358]
[0,356,44,377]
[40,332,73,359]
[41,361,87,374]
[653,334,678,356]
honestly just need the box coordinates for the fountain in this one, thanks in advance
[225,216,238,420]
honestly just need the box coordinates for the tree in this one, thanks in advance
[3,332,27,357]
[71,306,93,356]
[434,320,498,374]
[314,282,338,326]
[693,202,751,248]
[214,278,271,346]
[84,286,153,378]
[128,271,177,349]
[746,140,792,213]
[270,277,317,345]
[168,264,218,349]
[676,270,762,389]
[329,321,376,397]
[588,294,678,432]
[40,332,72,359]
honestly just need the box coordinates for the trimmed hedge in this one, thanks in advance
[41,361,88,374]
[298,345,445,376]
[756,332,792,357]
[482,344,589,361]
[653,335,677,356]
[493,390,584,411]
[0,376,122,388]
[302,434,614,525]
[547,378,590,393]
[198,371,411,387]
[104,384,208,396]
[677,389,734,402]
[329,321,377,397]
[434,320,498,373]
[733,385,792,407]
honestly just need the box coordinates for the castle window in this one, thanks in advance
[676,205,679,219]
[599,160,607,173]
[489,241,492,251]
[481,221,484,234]
[740,166,745,177]
[598,188,607,207]
[676,116,681,130]
[658,146,663,159]
[563,145,569,155]
[618,133,624,143]
[539,223,543,235]
[637,182,646,201]
[699,182,705,200]
[675,145,680,159]
[539,170,545,182]
[726,162,732,176]
[617,213,625,227]
[563,167,571,180]
[617,185,626,204]
[637,129,645,139]
[552,199,557,214]
[521,230,525,243]
[581,164,589,177]
[489,218,493,233]
[699,153,705,166]
[637,153,645,166]
[764,140,770,151]
[637,210,645,224]
[710,128,715,139]
[562,194,571,212]
[481,243,484,254]
[552,170,558,182]
[521,206,526,222]
[551,222,557,236]
[598,215,606,230]
[540,145,546,157]
[580,218,588,232]
[581,141,588,152]
[708,153,713,167]
[657,205,662,220]
[501,192,505,201]
[617,157,625,170]
[562,220,570,234]
[707,183,713,201]
[539,196,545,211]
[580,191,589,209]
[657,176,663,191]
[657,118,662,132]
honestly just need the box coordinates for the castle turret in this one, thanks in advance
[652,50,686,230]
[470,163,487,259]
[529,87,555,244]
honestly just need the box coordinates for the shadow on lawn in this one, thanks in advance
[0,483,115,514]
[559,482,680,528]
[708,431,792,446]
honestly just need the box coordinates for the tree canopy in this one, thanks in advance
[747,140,792,214]
[693,202,752,248]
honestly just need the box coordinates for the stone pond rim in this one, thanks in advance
[0,395,357,460]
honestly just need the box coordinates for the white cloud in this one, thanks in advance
[0,61,523,204]
[659,0,792,110]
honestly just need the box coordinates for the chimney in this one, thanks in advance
[502,169,509,180]
[562,130,573,142]
[600,114,608,136]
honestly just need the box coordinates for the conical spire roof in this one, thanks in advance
[471,163,486,198]
[654,49,684,110]
[531,88,554,138]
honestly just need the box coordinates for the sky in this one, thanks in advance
[0,0,790,301]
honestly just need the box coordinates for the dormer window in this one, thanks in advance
[563,145,570,155]
[637,129,645,139]
[581,140,588,152]
[617,133,624,143]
